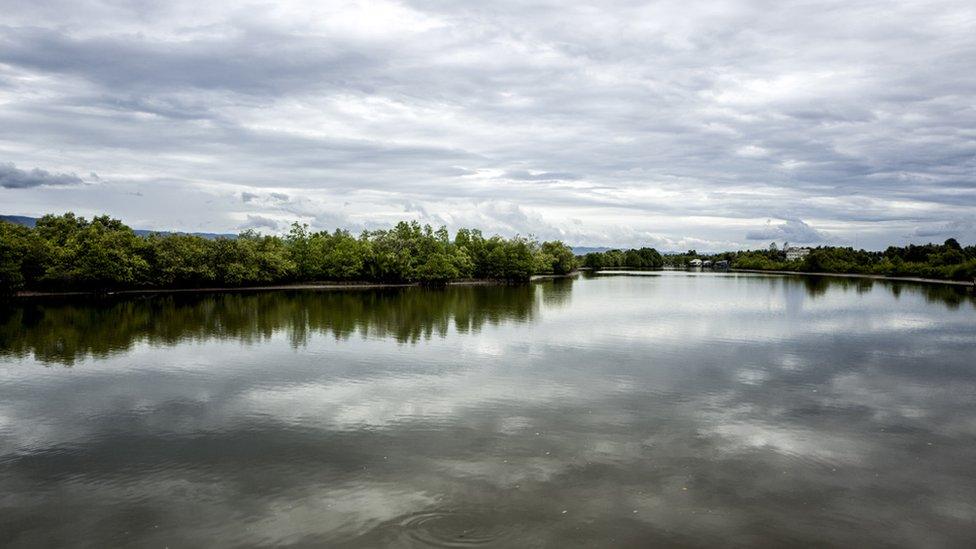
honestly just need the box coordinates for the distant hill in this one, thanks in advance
[1,215,236,239]
[0,215,37,227]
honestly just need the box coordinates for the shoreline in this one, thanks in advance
[10,269,972,298]
[11,273,579,299]
[731,268,976,287]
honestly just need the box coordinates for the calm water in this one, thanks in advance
[2,272,976,547]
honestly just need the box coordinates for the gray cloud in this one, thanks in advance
[913,219,976,238]
[0,162,84,189]
[0,0,974,250]
[746,218,832,244]
[0,26,376,96]
[240,214,279,231]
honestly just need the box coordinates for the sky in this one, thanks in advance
[0,0,974,251]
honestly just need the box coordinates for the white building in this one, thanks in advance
[689,258,703,267]
[786,247,810,261]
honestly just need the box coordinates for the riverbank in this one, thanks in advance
[732,268,976,287]
[11,273,579,298]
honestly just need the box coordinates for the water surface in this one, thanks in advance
[2,272,975,547]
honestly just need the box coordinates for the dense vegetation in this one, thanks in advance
[0,213,578,296]
[580,247,664,270]
[724,240,976,281]
[662,250,704,268]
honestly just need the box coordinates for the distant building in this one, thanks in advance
[702,260,713,268]
[689,258,703,267]
[714,260,729,270]
[786,247,810,261]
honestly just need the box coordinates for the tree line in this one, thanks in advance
[725,239,976,281]
[579,240,976,282]
[580,247,664,270]
[0,213,578,295]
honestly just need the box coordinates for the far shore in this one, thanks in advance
[731,268,976,287]
[11,273,579,299]
[585,267,975,288]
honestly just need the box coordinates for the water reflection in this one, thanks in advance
[590,270,976,305]
[2,275,971,367]
[795,274,976,309]
[1,273,975,547]
[0,283,554,365]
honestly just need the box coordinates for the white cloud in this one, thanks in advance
[1,0,975,250]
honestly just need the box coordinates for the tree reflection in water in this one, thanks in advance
[2,274,970,366]
[0,282,570,366]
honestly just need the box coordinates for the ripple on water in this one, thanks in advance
[393,510,518,547]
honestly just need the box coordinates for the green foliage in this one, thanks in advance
[1,222,53,296]
[539,241,578,275]
[285,222,315,279]
[664,249,737,268]
[2,212,579,294]
[322,231,367,280]
[213,231,295,285]
[731,238,976,281]
[581,252,604,269]
[0,222,31,295]
[581,247,663,270]
[636,247,664,268]
[145,233,217,287]
[453,230,551,281]
[287,224,370,281]
[726,249,793,271]
[41,215,149,290]
[485,238,536,280]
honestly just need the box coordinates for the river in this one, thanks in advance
[2,272,975,547]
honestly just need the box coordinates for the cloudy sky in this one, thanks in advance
[1,0,974,250]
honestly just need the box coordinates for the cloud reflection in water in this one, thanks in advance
[1,273,975,547]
